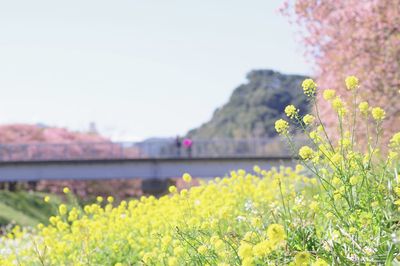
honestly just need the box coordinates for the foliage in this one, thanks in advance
[188,70,310,139]
[1,77,400,265]
[281,0,400,140]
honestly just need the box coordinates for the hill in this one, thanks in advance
[187,70,310,139]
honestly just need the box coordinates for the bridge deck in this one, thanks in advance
[0,139,301,181]
[0,157,295,181]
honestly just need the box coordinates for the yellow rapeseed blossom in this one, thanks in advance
[302,78,317,96]
[266,224,286,245]
[332,97,344,111]
[107,196,114,203]
[345,75,359,90]
[389,132,400,148]
[197,245,208,254]
[275,119,289,135]
[323,89,336,101]
[168,257,178,266]
[63,187,70,194]
[182,173,192,183]
[242,257,254,266]
[350,176,360,186]
[44,196,50,203]
[238,242,253,260]
[168,185,177,193]
[358,101,369,116]
[58,204,67,216]
[285,105,298,119]
[332,97,347,116]
[253,165,261,173]
[294,251,311,266]
[312,258,328,266]
[299,146,314,160]
[371,107,385,121]
[253,240,272,257]
[303,114,315,125]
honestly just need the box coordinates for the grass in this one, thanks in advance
[0,190,60,227]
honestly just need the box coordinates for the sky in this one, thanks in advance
[0,0,311,141]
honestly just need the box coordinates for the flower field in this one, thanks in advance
[1,77,400,265]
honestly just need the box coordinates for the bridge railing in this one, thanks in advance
[0,138,301,162]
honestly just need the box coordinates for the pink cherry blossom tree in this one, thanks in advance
[282,0,400,140]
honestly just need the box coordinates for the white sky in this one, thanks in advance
[0,0,311,141]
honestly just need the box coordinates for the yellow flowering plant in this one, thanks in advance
[276,76,400,264]
[0,167,321,265]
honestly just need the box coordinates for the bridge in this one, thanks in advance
[0,139,297,181]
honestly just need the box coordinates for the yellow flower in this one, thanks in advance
[349,227,357,234]
[389,132,400,148]
[182,173,192,183]
[180,189,188,197]
[309,131,318,140]
[167,257,179,266]
[68,208,78,222]
[173,246,184,256]
[243,231,257,242]
[214,239,225,251]
[358,101,369,116]
[345,75,359,90]
[303,114,315,125]
[266,224,286,244]
[302,78,317,96]
[197,245,208,254]
[44,196,50,203]
[349,176,360,186]
[309,201,319,212]
[253,165,261,173]
[96,196,103,203]
[332,97,344,111]
[299,146,314,160]
[294,251,311,266]
[238,242,253,259]
[312,258,328,266]
[253,240,272,257]
[332,176,341,186]
[388,151,398,162]
[59,204,67,216]
[63,187,70,194]
[285,105,298,119]
[168,185,177,193]
[332,97,347,116]
[323,89,336,100]
[371,107,385,121]
[394,187,400,197]
[295,164,304,173]
[107,196,114,203]
[242,257,254,266]
[275,119,289,135]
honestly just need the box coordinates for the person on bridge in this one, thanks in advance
[183,138,193,158]
[175,136,182,157]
